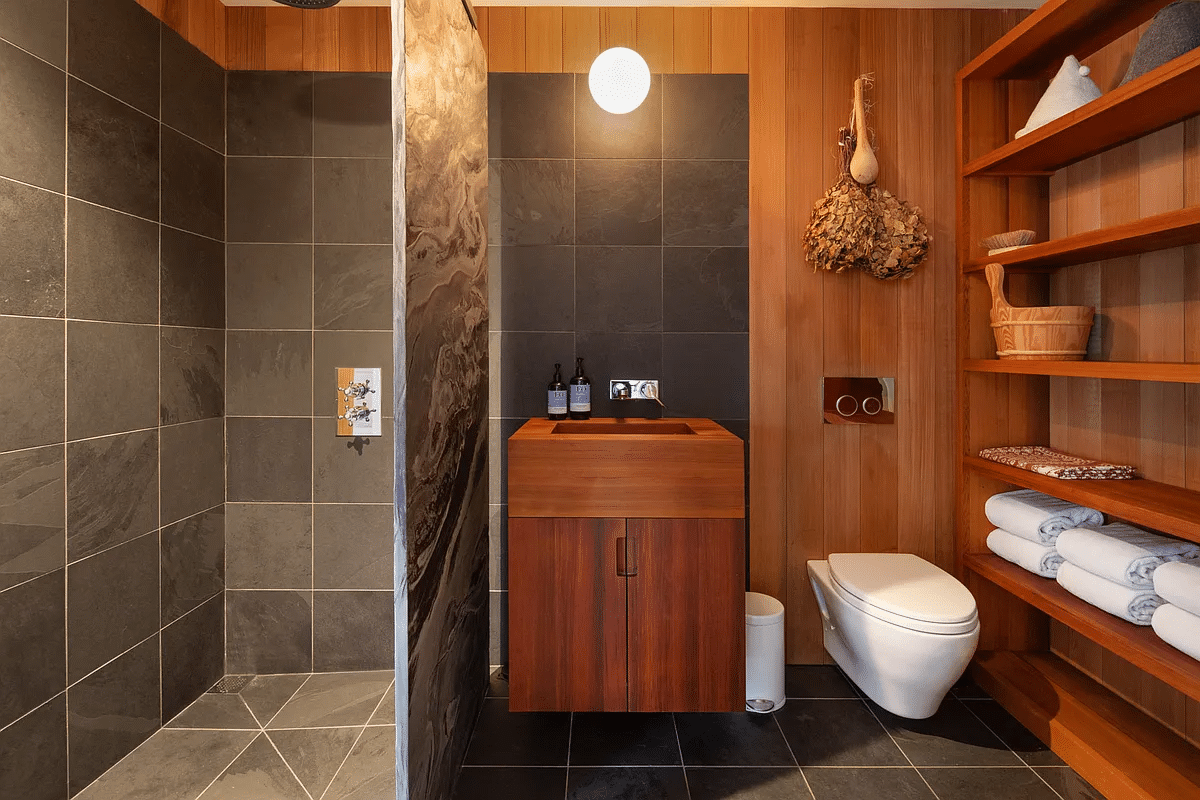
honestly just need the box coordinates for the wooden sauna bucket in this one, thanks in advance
[985,263,1094,360]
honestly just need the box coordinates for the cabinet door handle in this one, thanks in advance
[626,532,638,577]
[616,537,627,577]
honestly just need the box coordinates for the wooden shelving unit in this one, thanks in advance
[956,0,1200,795]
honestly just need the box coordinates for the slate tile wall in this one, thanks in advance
[223,70,395,675]
[486,72,751,666]
[0,1,226,797]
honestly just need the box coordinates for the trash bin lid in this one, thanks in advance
[828,553,977,628]
[746,591,784,625]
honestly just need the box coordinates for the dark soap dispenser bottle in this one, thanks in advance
[569,357,591,420]
[547,363,568,421]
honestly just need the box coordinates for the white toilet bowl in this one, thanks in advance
[807,553,979,719]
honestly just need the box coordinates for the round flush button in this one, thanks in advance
[862,396,882,416]
[835,395,858,417]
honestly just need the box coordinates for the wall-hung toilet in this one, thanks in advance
[807,553,979,719]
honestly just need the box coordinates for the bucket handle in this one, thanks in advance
[984,263,1011,315]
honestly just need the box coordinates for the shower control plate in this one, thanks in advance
[822,377,895,425]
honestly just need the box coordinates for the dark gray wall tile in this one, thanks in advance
[663,74,749,160]
[488,159,573,246]
[576,160,662,245]
[573,332,663,419]
[313,591,392,671]
[227,71,314,157]
[313,505,391,589]
[489,73,573,159]
[161,227,225,329]
[663,160,749,246]
[161,27,224,153]
[227,244,314,330]
[0,0,66,67]
[160,327,224,425]
[314,158,392,244]
[314,73,391,158]
[226,330,313,417]
[227,157,313,243]
[0,570,65,727]
[312,330,393,417]
[161,592,223,720]
[160,418,224,525]
[500,332,575,418]
[0,39,66,191]
[66,321,158,440]
[0,445,63,591]
[67,636,160,795]
[663,247,748,332]
[662,333,748,420]
[0,179,64,317]
[67,430,158,562]
[492,246,573,332]
[312,424,393,503]
[0,694,67,800]
[67,0,159,117]
[162,127,224,241]
[489,590,507,665]
[225,503,312,590]
[161,506,224,625]
[494,418,524,505]
[66,199,158,324]
[67,532,158,682]
[575,246,662,333]
[0,317,63,451]
[489,506,506,590]
[314,245,392,330]
[67,78,159,220]
[227,589,313,674]
[575,72,662,159]
[227,417,313,503]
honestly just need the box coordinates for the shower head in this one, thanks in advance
[271,0,342,7]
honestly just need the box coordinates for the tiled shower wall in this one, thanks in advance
[223,70,395,674]
[487,73,751,665]
[0,1,226,797]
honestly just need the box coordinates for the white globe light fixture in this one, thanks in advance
[588,47,651,115]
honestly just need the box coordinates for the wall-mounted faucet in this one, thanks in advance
[610,380,664,408]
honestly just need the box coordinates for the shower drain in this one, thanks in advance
[208,675,253,694]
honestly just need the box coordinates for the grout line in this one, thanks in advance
[60,2,71,783]
[859,698,944,800]
[670,713,690,798]
[310,71,318,675]
[769,712,814,800]
[185,732,261,800]
[264,731,318,800]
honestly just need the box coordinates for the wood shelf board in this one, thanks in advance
[964,49,1200,176]
[965,206,1200,272]
[970,650,1200,800]
[963,456,1200,542]
[965,554,1200,702]
[960,0,1173,80]
[963,359,1200,383]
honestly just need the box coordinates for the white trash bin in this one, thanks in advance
[745,592,785,713]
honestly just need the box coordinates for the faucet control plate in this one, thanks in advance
[610,380,659,401]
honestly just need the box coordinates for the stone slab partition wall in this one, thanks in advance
[401,0,490,797]
[0,1,226,797]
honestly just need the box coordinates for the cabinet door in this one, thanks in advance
[508,517,628,712]
[627,518,746,712]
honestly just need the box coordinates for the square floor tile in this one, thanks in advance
[454,766,566,800]
[570,713,680,766]
[674,713,796,767]
[462,698,569,766]
[802,767,935,800]
[870,698,1022,767]
[567,767,687,800]
[1033,767,1108,800]
[784,666,859,699]
[775,699,908,767]
[959,699,1063,767]
[919,767,1061,800]
[267,671,392,729]
[686,767,812,800]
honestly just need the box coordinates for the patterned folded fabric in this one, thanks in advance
[978,445,1136,480]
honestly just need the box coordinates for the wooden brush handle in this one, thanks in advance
[985,263,1012,313]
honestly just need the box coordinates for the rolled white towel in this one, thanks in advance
[987,528,1063,578]
[1151,604,1200,662]
[984,489,1103,545]
[1056,523,1200,588]
[1153,560,1200,618]
[1057,562,1163,625]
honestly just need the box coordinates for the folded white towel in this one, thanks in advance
[1151,604,1200,662]
[1056,523,1200,588]
[1057,562,1163,625]
[1153,560,1200,618]
[987,528,1063,578]
[984,489,1103,545]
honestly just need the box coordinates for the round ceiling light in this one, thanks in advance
[588,47,651,115]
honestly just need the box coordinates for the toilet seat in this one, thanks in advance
[828,553,979,635]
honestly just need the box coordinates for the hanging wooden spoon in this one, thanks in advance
[849,77,879,185]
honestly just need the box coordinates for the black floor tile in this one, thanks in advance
[774,699,908,767]
[869,697,1023,767]
[949,674,991,700]
[919,767,1061,800]
[570,713,680,766]
[566,766,688,800]
[959,699,1064,767]
[784,666,859,699]
[686,767,812,800]
[1034,767,1108,800]
[453,767,566,800]
[674,713,796,767]
[462,698,570,766]
[803,767,935,800]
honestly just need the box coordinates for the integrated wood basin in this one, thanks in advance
[507,417,745,518]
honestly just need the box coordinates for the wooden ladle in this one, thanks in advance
[849,77,879,185]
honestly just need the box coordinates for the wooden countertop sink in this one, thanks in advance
[507,417,745,518]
